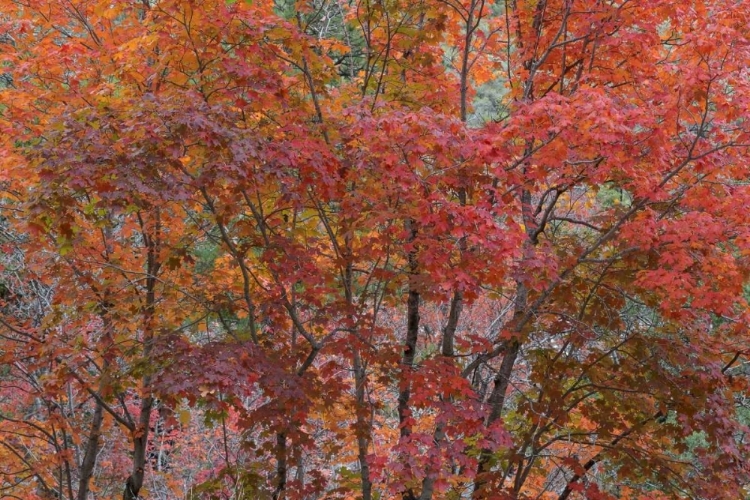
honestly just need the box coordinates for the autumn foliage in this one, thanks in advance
[0,0,749,498]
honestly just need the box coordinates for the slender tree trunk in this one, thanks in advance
[418,423,447,500]
[398,288,420,438]
[123,385,154,500]
[354,352,373,500]
[398,219,420,500]
[273,432,288,500]
[60,428,74,500]
[77,398,104,500]
[441,289,463,358]
[398,219,421,436]
[419,289,462,500]
[124,211,160,500]
[399,283,420,500]
[79,312,114,500]
[473,187,534,497]
[472,331,522,496]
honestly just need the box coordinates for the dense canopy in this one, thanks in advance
[0,0,749,499]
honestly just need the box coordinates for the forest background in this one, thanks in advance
[0,0,749,499]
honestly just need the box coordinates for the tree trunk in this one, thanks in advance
[272,432,287,500]
[122,390,154,500]
[473,338,521,497]
[77,398,103,500]
[353,352,373,500]
[123,210,160,500]
[398,220,420,500]
[473,187,534,497]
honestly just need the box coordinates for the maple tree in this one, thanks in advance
[0,0,750,499]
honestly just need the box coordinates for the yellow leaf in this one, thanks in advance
[179,409,191,426]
